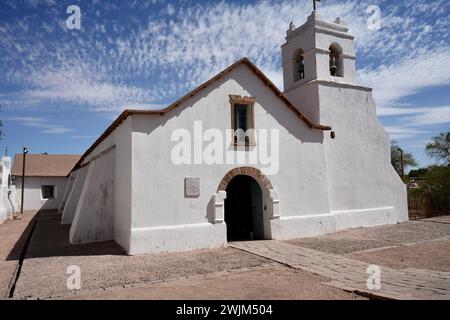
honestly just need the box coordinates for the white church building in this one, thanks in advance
[60,11,408,254]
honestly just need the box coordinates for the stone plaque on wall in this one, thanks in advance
[184,177,200,198]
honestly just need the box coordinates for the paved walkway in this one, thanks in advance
[0,211,38,299]
[229,241,450,300]
[422,215,450,224]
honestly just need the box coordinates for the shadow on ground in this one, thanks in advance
[7,210,125,260]
[5,214,37,261]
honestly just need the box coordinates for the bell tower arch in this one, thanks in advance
[281,11,357,123]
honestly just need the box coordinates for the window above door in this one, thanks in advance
[229,95,256,146]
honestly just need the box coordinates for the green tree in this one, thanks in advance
[422,165,450,196]
[408,167,429,179]
[391,140,418,178]
[426,132,450,164]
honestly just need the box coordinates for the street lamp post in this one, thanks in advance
[20,146,28,215]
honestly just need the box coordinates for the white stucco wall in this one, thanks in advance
[60,117,133,250]
[69,149,115,244]
[112,118,133,252]
[128,63,333,254]
[124,60,407,254]
[13,176,68,211]
[61,167,88,224]
[318,83,408,223]
[58,171,76,215]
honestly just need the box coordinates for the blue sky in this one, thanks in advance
[0,0,449,169]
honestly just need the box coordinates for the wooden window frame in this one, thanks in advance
[229,95,256,147]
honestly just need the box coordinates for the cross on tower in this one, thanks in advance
[313,0,321,11]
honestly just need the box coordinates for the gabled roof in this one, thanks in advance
[73,57,331,171]
[12,154,81,177]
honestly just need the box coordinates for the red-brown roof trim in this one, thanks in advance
[72,57,331,171]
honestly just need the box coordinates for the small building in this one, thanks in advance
[60,12,408,254]
[11,154,80,211]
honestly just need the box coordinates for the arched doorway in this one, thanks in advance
[224,175,265,241]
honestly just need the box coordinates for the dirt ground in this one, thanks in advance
[65,266,363,300]
[346,239,450,272]
[1,210,449,300]
[13,212,271,299]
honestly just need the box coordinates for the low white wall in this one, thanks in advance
[0,187,18,223]
[8,186,20,217]
[13,176,68,211]
[0,187,7,223]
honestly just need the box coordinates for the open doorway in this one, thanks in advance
[224,175,265,241]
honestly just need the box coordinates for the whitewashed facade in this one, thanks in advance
[61,12,408,254]
[11,154,80,212]
[13,176,69,211]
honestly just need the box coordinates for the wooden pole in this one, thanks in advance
[20,147,27,214]
[399,148,404,181]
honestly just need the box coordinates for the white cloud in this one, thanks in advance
[377,107,424,117]
[403,106,450,126]
[125,102,165,110]
[381,106,450,142]
[70,135,95,139]
[42,127,74,134]
[167,3,175,16]
[19,66,156,112]
[358,49,450,107]
[6,116,74,135]
[385,125,430,140]
[377,106,450,120]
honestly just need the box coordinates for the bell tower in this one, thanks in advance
[281,11,357,123]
